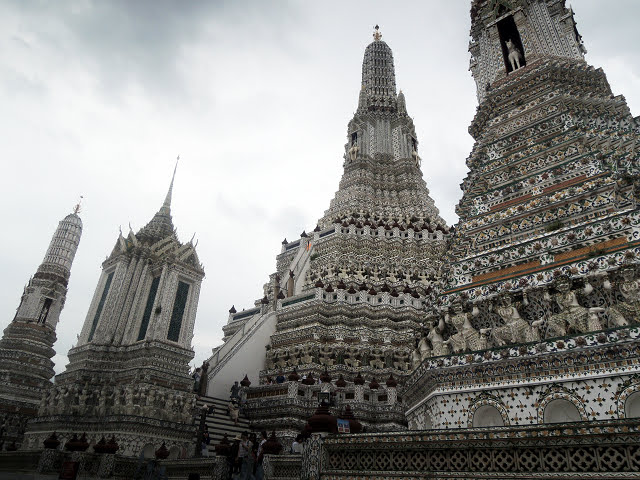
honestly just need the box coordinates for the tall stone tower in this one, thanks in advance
[24,168,206,458]
[207,27,448,438]
[404,0,640,430]
[0,206,82,448]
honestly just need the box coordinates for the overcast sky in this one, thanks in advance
[0,1,638,375]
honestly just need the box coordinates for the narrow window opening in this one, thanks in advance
[137,276,160,341]
[497,15,526,73]
[88,272,114,341]
[167,281,190,342]
[37,298,53,324]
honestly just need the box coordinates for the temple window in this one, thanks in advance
[497,15,526,73]
[88,271,114,341]
[137,276,160,341]
[37,298,53,324]
[167,281,190,342]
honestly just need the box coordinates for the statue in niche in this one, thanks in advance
[393,350,410,371]
[188,396,198,417]
[546,277,589,337]
[493,294,542,345]
[427,318,450,357]
[113,388,124,414]
[39,389,52,416]
[609,266,640,326]
[369,348,385,369]
[300,345,314,365]
[411,138,421,168]
[506,39,523,71]
[124,386,134,416]
[287,346,300,367]
[275,350,287,369]
[58,387,70,415]
[319,345,335,366]
[174,394,185,422]
[96,387,108,417]
[348,142,359,161]
[418,334,432,360]
[445,301,487,352]
[265,349,277,370]
[164,393,174,421]
[411,345,422,369]
[146,387,157,416]
[48,387,60,415]
[76,384,89,415]
[344,346,361,368]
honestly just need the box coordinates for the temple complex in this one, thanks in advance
[1,1,640,478]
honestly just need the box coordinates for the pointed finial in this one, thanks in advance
[163,156,179,211]
[73,195,83,214]
[373,25,382,41]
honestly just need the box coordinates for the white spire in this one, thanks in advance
[162,156,179,213]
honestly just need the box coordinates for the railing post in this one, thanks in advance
[301,433,324,480]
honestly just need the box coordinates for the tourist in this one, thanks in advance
[228,400,239,425]
[201,428,211,457]
[237,432,253,479]
[255,431,268,480]
[275,371,285,384]
[229,435,241,477]
[192,367,201,393]
[230,381,240,400]
[290,434,303,454]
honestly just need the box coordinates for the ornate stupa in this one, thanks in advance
[403,0,640,432]
[0,204,82,448]
[207,26,449,438]
[22,166,206,457]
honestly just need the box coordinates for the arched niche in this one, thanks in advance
[472,404,505,427]
[168,445,181,460]
[141,443,155,459]
[423,414,433,429]
[497,15,526,73]
[625,391,640,418]
[543,399,582,424]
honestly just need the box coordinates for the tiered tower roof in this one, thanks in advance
[319,27,444,228]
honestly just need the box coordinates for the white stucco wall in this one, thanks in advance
[206,312,277,399]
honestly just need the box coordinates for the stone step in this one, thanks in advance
[195,396,252,455]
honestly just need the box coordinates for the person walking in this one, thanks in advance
[254,431,268,480]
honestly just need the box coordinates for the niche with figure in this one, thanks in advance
[497,15,526,73]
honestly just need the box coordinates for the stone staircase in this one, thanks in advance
[196,395,252,456]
